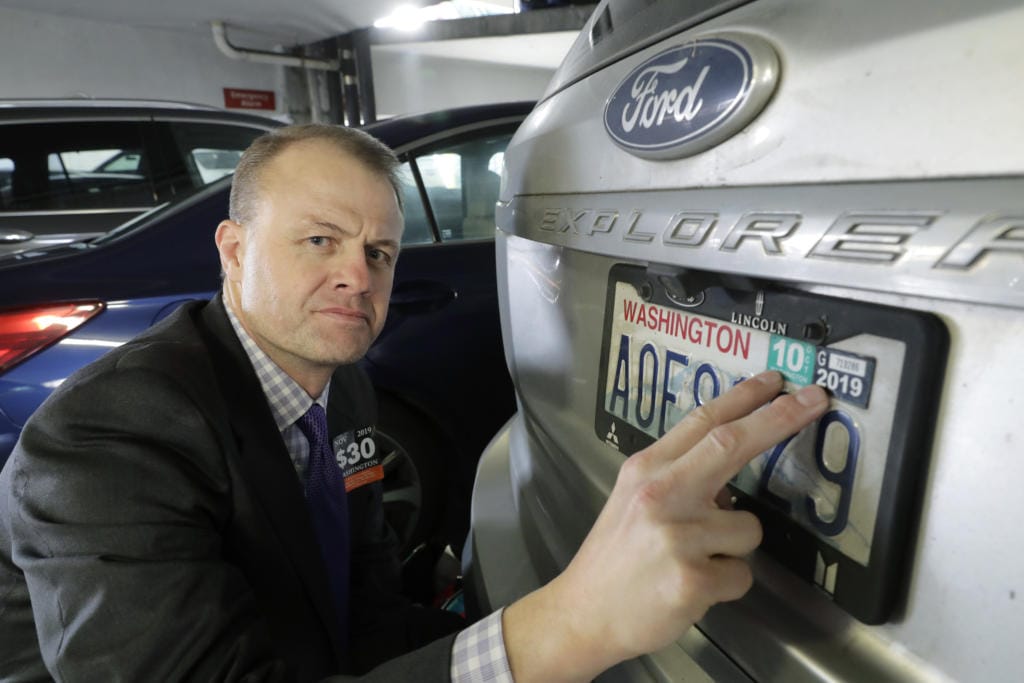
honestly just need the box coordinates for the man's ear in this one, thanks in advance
[215,220,245,282]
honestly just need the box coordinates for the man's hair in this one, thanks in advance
[229,123,403,225]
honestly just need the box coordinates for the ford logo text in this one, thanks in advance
[604,35,779,160]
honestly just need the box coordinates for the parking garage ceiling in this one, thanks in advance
[0,0,580,69]
[0,0,518,46]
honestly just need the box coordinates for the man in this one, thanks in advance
[0,124,829,681]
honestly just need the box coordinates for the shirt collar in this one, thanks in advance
[224,302,329,433]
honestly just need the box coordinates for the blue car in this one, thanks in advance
[0,101,532,557]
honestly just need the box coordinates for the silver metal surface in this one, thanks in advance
[497,179,1024,311]
[472,0,1024,680]
[502,0,1024,195]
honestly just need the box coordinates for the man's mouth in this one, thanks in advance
[318,307,371,325]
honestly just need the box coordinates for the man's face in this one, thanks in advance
[216,139,403,390]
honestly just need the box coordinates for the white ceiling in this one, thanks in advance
[0,0,471,44]
[373,32,576,70]
[0,0,556,51]
[0,0,577,69]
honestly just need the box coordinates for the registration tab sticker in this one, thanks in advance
[768,335,876,408]
[815,347,875,408]
[767,335,815,385]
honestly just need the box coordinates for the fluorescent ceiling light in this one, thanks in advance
[374,1,513,31]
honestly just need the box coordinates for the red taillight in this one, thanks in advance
[0,302,105,373]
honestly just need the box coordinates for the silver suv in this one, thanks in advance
[470,0,1022,680]
[0,99,276,256]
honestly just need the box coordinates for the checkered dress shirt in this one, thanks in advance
[224,304,512,681]
[225,305,326,479]
[451,609,513,682]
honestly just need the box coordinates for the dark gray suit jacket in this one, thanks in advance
[0,296,460,681]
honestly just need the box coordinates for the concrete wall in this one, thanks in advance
[372,48,553,117]
[0,5,556,122]
[0,5,286,120]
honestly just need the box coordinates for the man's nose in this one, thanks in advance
[331,246,371,294]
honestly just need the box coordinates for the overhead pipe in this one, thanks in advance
[211,20,340,71]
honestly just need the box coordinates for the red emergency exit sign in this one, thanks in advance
[223,88,276,111]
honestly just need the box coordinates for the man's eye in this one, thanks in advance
[368,248,394,266]
[308,236,331,247]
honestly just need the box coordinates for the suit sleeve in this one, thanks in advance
[8,361,291,682]
[343,479,463,674]
[326,635,458,683]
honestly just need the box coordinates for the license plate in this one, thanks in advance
[594,264,947,624]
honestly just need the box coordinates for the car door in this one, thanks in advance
[362,123,521,554]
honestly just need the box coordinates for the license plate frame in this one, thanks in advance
[594,263,948,624]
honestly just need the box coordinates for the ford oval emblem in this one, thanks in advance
[604,34,780,160]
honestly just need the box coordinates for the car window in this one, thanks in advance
[0,122,153,212]
[190,148,243,184]
[94,151,143,173]
[396,162,435,246]
[168,122,267,188]
[413,130,515,243]
[0,158,13,210]
[415,153,462,239]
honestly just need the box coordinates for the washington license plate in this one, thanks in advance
[594,264,947,624]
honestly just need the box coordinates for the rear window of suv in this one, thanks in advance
[0,119,265,214]
[0,122,153,212]
[168,121,265,187]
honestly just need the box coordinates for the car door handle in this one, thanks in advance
[0,229,34,244]
[389,280,457,314]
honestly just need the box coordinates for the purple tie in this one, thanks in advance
[296,403,350,649]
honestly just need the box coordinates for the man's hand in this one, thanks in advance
[502,371,829,682]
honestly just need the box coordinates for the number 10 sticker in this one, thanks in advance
[768,335,815,385]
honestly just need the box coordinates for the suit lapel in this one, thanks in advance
[196,296,347,666]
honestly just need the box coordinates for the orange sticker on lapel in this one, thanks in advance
[345,464,384,492]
